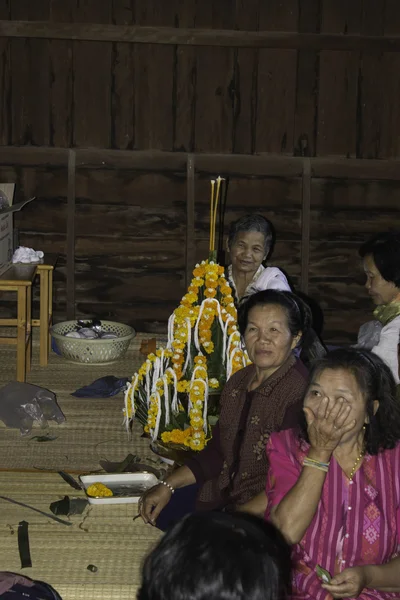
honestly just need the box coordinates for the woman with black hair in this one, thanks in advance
[358,231,400,382]
[266,348,400,599]
[138,512,291,600]
[139,290,325,529]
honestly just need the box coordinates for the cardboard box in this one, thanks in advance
[0,184,35,276]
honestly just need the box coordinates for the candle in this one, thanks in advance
[212,177,223,252]
[209,180,215,252]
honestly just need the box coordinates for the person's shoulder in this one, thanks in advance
[223,364,254,390]
[382,314,400,330]
[255,267,291,292]
[292,358,309,381]
[283,358,308,387]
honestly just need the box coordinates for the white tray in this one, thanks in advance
[79,472,159,505]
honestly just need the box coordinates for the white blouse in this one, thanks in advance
[371,315,400,384]
[227,264,291,302]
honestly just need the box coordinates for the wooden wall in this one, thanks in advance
[0,0,400,343]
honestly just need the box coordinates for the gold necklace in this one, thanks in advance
[348,425,366,482]
[349,449,365,481]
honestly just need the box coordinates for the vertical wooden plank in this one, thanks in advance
[317,0,361,156]
[10,0,50,145]
[134,0,175,150]
[232,0,259,154]
[380,0,400,158]
[73,0,112,148]
[186,154,195,287]
[300,158,311,294]
[66,149,76,320]
[356,0,386,158]
[194,0,236,153]
[111,0,135,150]
[174,0,196,151]
[255,0,298,154]
[0,0,11,144]
[294,0,321,157]
[49,0,74,147]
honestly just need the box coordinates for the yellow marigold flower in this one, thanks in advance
[209,378,219,389]
[190,408,202,418]
[86,483,113,498]
[220,285,232,296]
[177,380,189,392]
[205,277,218,287]
[191,416,204,428]
[194,355,206,365]
[193,267,205,278]
[195,367,207,379]
[203,342,214,354]
[189,438,205,451]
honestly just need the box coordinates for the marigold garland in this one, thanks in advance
[123,176,251,452]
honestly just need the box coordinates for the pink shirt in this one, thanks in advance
[266,430,400,600]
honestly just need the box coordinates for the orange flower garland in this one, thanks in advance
[123,174,252,450]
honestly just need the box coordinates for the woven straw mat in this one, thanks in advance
[0,331,165,598]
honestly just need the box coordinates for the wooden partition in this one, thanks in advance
[1,0,400,343]
[0,147,399,343]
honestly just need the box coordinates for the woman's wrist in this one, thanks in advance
[307,448,333,464]
[159,480,175,495]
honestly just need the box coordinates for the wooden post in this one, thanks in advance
[66,149,76,320]
[186,154,195,288]
[300,157,311,294]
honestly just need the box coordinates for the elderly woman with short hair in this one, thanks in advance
[226,214,291,305]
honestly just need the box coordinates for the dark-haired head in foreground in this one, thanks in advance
[138,511,291,600]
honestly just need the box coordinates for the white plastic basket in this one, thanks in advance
[51,320,136,364]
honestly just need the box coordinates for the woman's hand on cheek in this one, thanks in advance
[304,396,355,455]
[322,566,367,598]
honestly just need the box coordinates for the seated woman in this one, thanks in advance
[139,289,325,529]
[226,214,291,306]
[266,348,400,600]
[358,231,400,383]
[138,512,291,600]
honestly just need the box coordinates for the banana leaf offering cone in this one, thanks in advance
[123,177,250,452]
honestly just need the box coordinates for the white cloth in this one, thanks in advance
[249,266,291,294]
[227,264,291,303]
[371,315,400,384]
[12,246,44,264]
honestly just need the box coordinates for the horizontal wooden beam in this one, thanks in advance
[1,146,400,180]
[1,21,400,51]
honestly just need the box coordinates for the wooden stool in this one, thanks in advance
[32,254,58,366]
[0,264,37,382]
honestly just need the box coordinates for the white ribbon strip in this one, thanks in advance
[182,317,192,375]
[165,367,179,414]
